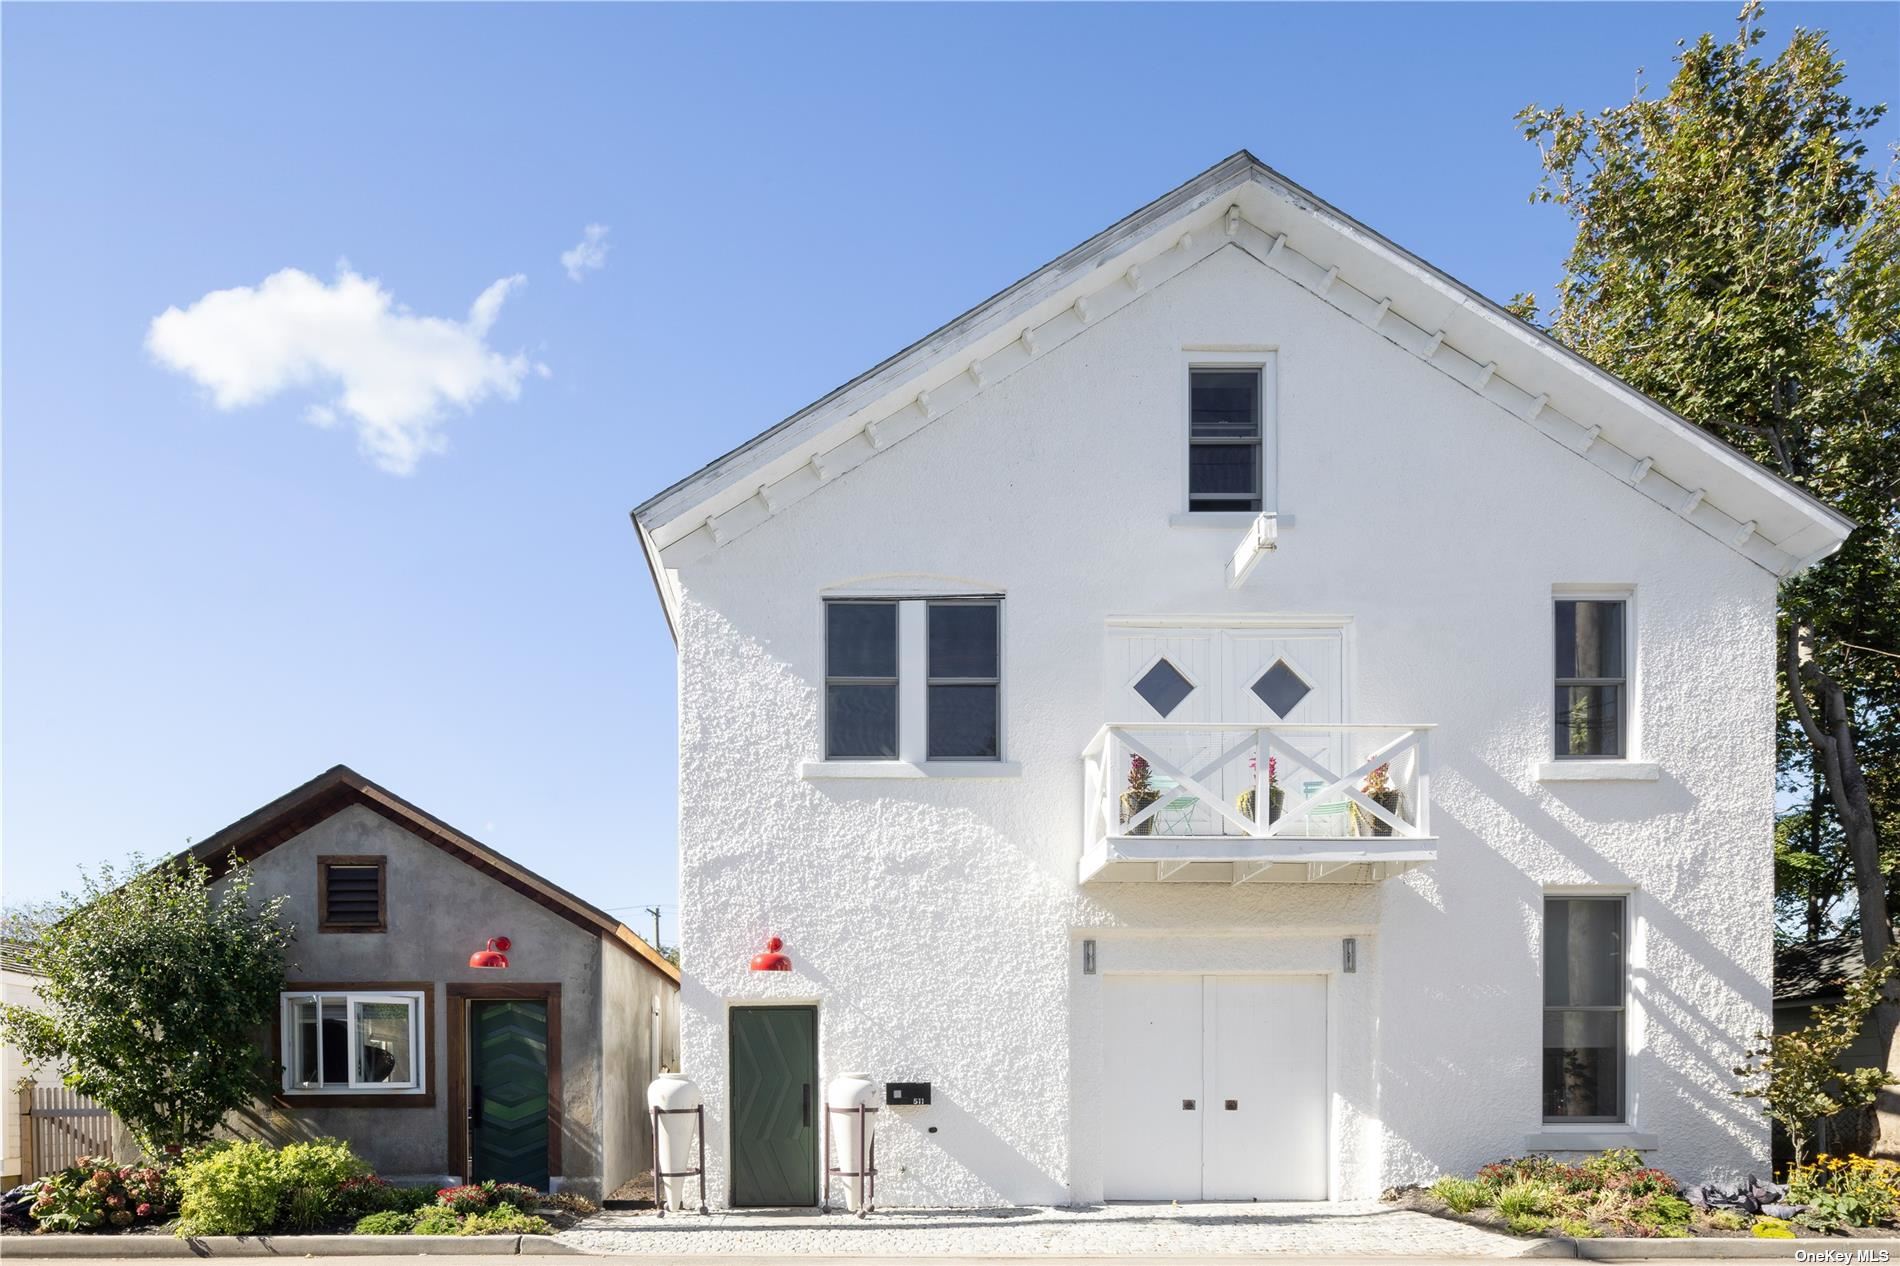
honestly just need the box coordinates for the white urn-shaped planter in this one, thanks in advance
[646,1073,703,1212]
[825,1072,879,1213]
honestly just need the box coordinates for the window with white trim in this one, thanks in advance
[1554,598,1627,758]
[1188,367,1263,513]
[281,991,425,1093]
[1543,895,1625,1122]
[823,596,1003,763]
[927,600,999,760]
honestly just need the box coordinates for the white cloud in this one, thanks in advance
[560,224,610,282]
[146,266,541,474]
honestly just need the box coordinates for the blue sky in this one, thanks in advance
[4,2,1896,944]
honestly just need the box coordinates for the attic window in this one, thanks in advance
[319,857,387,933]
[1188,368,1263,513]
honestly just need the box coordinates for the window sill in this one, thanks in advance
[1167,511,1290,529]
[800,760,1023,780]
[1523,1129,1658,1151]
[1532,760,1660,783]
[275,1090,435,1109]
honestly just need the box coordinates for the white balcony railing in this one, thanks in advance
[1079,722,1437,884]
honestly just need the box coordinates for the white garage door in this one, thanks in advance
[1101,974,1328,1201]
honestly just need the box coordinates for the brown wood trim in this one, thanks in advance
[447,983,563,1185]
[270,981,436,1109]
[316,855,387,933]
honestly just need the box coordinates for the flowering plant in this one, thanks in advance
[28,1157,171,1233]
[1787,1154,1900,1228]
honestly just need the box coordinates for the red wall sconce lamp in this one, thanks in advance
[469,936,511,969]
[750,936,790,972]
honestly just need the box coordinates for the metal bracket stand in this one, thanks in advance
[820,1102,879,1217]
[651,1104,709,1216]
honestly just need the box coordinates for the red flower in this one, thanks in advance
[136,1203,153,1218]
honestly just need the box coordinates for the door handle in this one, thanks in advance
[802,1084,811,1128]
[469,1086,483,1130]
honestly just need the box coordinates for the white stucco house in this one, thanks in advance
[631,151,1853,1209]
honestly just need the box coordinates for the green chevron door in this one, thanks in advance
[470,1000,551,1189]
[729,1006,817,1206]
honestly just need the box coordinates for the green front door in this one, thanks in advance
[729,1006,817,1206]
[470,1000,550,1189]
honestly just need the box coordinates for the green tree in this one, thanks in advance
[1517,3,1900,1153]
[1736,949,1899,1167]
[0,853,292,1152]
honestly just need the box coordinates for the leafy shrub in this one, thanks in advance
[272,1140,372,1232]
[27,1158,172,1233]
[411,1204,468,1236]
[173,1137,376,1235]
[1552,1217,1596,1238]
[353,1210,415,1235]
[174,1142,284,1236]
[1752,1216,1797,1239]
[1703,1209,1748,1232]
[1430,1176,1484,1214]
[487,1181,540,1208]
[383,1185,438,1215]
[464,1206,549,1234]
[538,1190,597,1216]
[1506,1213,1550,1235]
[1787,1154,1900,1228]
[435,1184,492,1214]
[1494,1179,1556,1220]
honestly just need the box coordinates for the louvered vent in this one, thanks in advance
[323,864,382,928]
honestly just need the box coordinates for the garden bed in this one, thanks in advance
[1385,1149,1900,1242]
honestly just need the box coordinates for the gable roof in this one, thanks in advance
[1776,935,1871,1006]
[185,765,679,984]
[631,150,1852,637]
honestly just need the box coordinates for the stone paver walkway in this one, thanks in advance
[563,1201,1557,1258]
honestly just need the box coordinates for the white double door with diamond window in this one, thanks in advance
[1107,624,1345,835]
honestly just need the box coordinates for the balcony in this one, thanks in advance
[1080,722,1437,884]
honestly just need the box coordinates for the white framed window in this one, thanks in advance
[1180,351,1277,519]
[1543,895,1626,1123]
[819,594,1007,769]
[280,991,425,1094]
[926,600,1000,760]
[1553,591,1632,759]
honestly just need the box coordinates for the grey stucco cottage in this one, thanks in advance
[189,765,679,1200]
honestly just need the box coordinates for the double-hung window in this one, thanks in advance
[1188,368,1263,513]
[1543,896,1626,1122]
[1554,598,1627,758]
[281,990,424,1094]
[825,601,899,759]
[823,596,1004,764]
[927,601,1000,760]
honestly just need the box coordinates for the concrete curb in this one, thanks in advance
[1568,1238,1900,1259]
[0,1233,582,1256]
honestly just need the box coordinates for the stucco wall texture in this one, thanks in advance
[220,804,671,1198]
[671,245,1777,1207]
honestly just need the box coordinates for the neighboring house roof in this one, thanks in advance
[630,149,1853,639]
[184,765,680,984]
[1776,936,1869,1006]
[1,938,42,977]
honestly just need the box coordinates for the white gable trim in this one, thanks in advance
[634,154,1851,628]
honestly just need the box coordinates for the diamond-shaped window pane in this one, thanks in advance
[1134,659,1194,718]
[1251,659,1312,718]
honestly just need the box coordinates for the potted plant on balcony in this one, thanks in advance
[1121,754,1160,836]
[1350,763,1402,837]
[1237,755,1283,824]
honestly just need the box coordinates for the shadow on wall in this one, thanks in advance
[789,951,1070,1207]
[1376,750,1765,1183]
